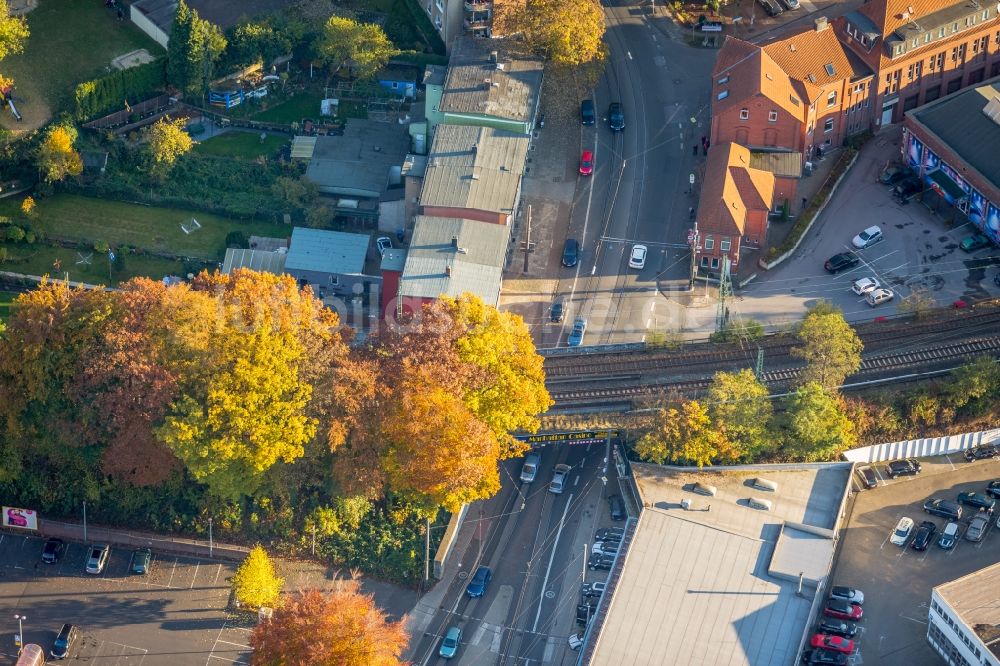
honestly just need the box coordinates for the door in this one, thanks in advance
[880,101,896,126]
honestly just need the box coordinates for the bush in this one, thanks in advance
[225,230,250,249]
[74,59,168,121]
[709,319,763,343]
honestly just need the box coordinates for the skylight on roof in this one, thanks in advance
[807,73,816,83]
[825,63,835,76]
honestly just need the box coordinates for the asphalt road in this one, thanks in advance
[409,440,618,665]
[551,3,716,347]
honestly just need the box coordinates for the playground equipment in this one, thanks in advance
[0,84,22,121]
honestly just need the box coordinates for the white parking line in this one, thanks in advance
[215,639,252,649]
[213,563,223,585]
[167,558,177,588]
[190,562,200,589]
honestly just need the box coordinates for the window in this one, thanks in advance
[711,257,719,269]
[717,90,729,100]
[984,9,990,20]
[911,38,918,47]
[739,108,749,119]
[701,256,709,267]
[925,32,931,44]
[861,35,870,47]
[894,45,904,56]
[914,60,922,78]
[329,275,339,286]
[827,91,837,106]
[720,237,731,252]
[718,75,730,84]
[704,236,714,250]
[768,110,778,122]
[939,27,946,38]
[824,118,834,133]
[825,63,835,76]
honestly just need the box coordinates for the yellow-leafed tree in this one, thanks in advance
[522,0,606,66]
[37,126,83,183]
[635,400,727,467]
[146,117,193,174]
[232,544,283,610]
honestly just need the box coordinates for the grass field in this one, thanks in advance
[194,132,290,159]
[252,93,326,123]
[0,242,188,286]
[0,290,16,320]
[0,195,291,260]
[0,1,163,131]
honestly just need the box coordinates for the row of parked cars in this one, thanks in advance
[890,483,999,549]
[803,586,866,664]
[570,527,623,650]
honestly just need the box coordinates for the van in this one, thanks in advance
[747,497,772,511]
[580,99,595,125]
[756,0,783,16]
[692,482,717,497]
[751,477,778,492]
[520,452,541,483]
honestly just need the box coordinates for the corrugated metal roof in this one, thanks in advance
[222,248,288,275]
[398,216,510,304]
[909,79,1000,189]
[285,227,368,275]
[440,38,543,123]
[419,125,528,213]
[749,151,803,178]
[291,136,317,160]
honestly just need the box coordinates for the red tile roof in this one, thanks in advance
[696,143,775,238]
[763,25,870,89]
[714,42,807,121]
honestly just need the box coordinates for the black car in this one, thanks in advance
[986,480,1000,499]
[880,166,913,185]
[803,650,847,666]
[562,238,579,268]
[550,300,565,323]
[756,0,783,17]
[576,603,596,626]
[924,498,962,520]
[50,623,79,660]
[607,494,626,521]
[965,444,1000,462]
[580,99,595,125]
[595,527,624,542]
[957,492,996,512]
[824,252,859,273]
[816,618,857,639]
[588,552,614,570]
[608,103,625,131]
[894,176,922,200]
[910,520,937,550]
[41,538,66,564]
[886,458,921,478]
[857,466,877,489]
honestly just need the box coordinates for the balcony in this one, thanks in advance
[464,0,489,11]
[464,12,490,28]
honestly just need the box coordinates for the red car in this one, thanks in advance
[811,634,854,654]
[823,599,863,621]
[579,150,594,176]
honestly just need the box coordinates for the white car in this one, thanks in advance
[628,244,647,269]
[890,516,914,546]
[85,544,110,574]
[549,463,571,494]
[376,236,393,257]
[866,287,895,307]
[852,225,883,249]
[851,277,880,295]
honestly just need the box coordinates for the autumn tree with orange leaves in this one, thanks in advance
[250,585,408,666]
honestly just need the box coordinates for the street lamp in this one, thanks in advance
[14,613,26,652]
[208,517,213,558]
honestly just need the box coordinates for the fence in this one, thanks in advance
[36,518,250,562]
[83,94,173,131]
[842,428,1000,463]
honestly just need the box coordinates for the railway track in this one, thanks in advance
[548,334,1000,407]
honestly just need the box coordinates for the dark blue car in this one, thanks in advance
[466,565,492,598]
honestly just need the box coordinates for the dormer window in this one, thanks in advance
[894,44,904,56]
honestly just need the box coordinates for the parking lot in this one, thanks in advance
[0,533,248,665]
[739,128,1000,330]
[828,455,1000,666]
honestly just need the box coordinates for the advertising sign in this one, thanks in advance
[2,506,38,531]
[516,430,621,445]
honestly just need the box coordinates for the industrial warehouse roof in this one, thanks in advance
[420,125,528,214]
[440,38,542,123]
[222,248,287,276]
[908,77,1000,190]
[304,120,410,198]
[398,216,510,305]
[936,561,1000,659]
[285,228,368,276]
[588,463,851,666]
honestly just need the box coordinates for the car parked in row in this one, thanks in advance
[958,492,996,512]
[588,552,615,570]
[567,316,587,347]
[131,547,152,575]
[85,544,110,574]
[857,466,878,489]
[810,633,855,654]
[41,538,65,564]
[886,458,921,478]
[549,463,571,494]
[816,618,858,638]
[824,252,860,273]
[580,99,596,125]
[851,277,880,296]
[938,521,960,549]
[579,150,594,176]
[802,649,848,665]
[582,581,606,598]
[987,480,1000,499]
[910,520,937,551]
[894,176,922,200]
[966,512,990,542]
[866,288,895,307]
[924,498,962,520]
[466,566,492,598]
[592,540,620,556]
[823,599,863,620]
[595,527,624,542]
[890,516,914,546]
[607,494,626,521]
[852,225,884,249]
[50,623,80,660]
[960,233,991,252]
[562,238,579,267]
[964,444,1000,461]
[829,586,864,605]
[550,300,565,324]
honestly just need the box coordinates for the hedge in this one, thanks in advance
[74,59,168,121]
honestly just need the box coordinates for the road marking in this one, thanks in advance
[214,563,224,585]
[899,614,928,625]
[627,51,633,59]
[533,493,574,633]
[167,558,178,588]
[190,561,200,589]
[215,640,252,649]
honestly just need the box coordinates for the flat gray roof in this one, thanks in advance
[440,38,542,123]
[304,119,410,198]
[590,464,851,666]
[398,216,510,304]
[285,227,368,275]
[380,247,407,272]
[420,125,528,214]
[132,0,176,33]
[908,77,1000,190]
[936,560,1000,659]
[222,248,287,275]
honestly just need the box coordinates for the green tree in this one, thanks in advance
[635,400,726,467]
[166,0,226,96]
[521,0,606,66]
[146,117,193,173]
[706,369,774,462]
[943,355,1000,414]
[792,301,863,389]
[779,382,856,461]
[36,126,83,183]
[226,22,291,68]
[0,0,29,61]
[166,0,194,90]
[232,544,283,609]
[318,17,398,80]
[271,175,317,211]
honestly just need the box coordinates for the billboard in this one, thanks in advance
[2,506,38,531]
[516,430,621,445]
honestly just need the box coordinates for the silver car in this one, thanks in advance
[966,512,989,542]
[866,288,895,307]
[549,464,571,494]
[86,544,110,574]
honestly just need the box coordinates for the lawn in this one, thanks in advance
[0,290,17,320]
[252,92,326,123]
[0,194,291,260]
[194,131,290,159]
[0,241,188,286]
[0,0,163,131]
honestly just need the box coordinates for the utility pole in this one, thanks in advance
[688,220,699,290]
[520,205,535,273]
[755,346,764,381]
[715,256,732,334]
[424,516,431,591]
[82,501,87,543]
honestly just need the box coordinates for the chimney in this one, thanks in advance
[472,143,478,154]
[814,16,829,31]
[445,265,452,277]
[451,235,459,248]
